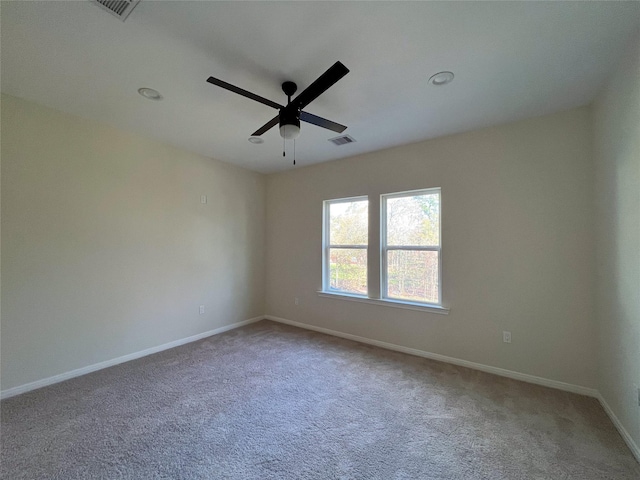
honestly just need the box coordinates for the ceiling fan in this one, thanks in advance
[206,61,349,140]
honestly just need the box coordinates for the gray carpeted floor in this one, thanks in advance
[1,320,638,479]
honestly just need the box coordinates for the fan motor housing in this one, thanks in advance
[279,105,300,129]
[279,104,301,139]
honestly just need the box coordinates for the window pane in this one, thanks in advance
[386,250,439,303]
[329,248,367,295]
[387,193,439,246]
[329,200,368,245]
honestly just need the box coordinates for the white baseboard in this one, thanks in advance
[598,393,640,463]
[264,315,599,398]
[0,316,263,400]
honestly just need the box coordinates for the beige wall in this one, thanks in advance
[266,107,597,388]
[593,33,640,449]
[1,94,265,391]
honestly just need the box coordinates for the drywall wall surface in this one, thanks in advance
[1,94,266,390]
[593,33,640,448]
[266,106,597,388]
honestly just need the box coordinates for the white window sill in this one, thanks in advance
[317,291,450,315]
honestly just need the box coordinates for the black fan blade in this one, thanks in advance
[300,111,347,133]
[207,77,283,110]
[252,115,280,136]
[293,61,349,110]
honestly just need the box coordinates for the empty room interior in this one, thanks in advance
[1,1,639,478]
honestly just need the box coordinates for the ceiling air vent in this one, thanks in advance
[91,0,141,21]
[328,135,356,146]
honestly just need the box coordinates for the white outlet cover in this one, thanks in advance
[503,331,512,343]
[200,195,207,204]
[199,305,205,314]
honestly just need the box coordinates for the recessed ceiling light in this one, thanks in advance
[428,71,454,86]
[248,136,264,144]
[137,87,163,100]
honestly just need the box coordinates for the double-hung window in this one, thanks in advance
[322,196,368,296]
[381,188,441,305]
[322,188,443,311]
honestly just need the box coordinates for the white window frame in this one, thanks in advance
[381,187,442,307]
[322,195,368,296]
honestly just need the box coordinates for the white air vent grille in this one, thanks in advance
[91,0,141,21]
[328,135,356,146]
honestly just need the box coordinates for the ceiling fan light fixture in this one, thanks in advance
[428,71,454,86]
[279,123,300,140]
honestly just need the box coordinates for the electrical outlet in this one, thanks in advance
[503,331,512,343]
[200,195,207,204]
[294,297,299,305]
[199,305,205,315]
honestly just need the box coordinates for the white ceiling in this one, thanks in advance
[2,1,639,173]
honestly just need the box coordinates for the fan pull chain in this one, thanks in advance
[283,136,285,157]
[293,139,296,166]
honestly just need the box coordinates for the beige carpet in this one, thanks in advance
[1,320,638,479]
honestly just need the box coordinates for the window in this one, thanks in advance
[323,196,368,295]
[321,188,443,311]
[382,188,441,305]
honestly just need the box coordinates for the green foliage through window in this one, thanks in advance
[326,198,368,295]
[384,190,441,304]
[387,194,439,246]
